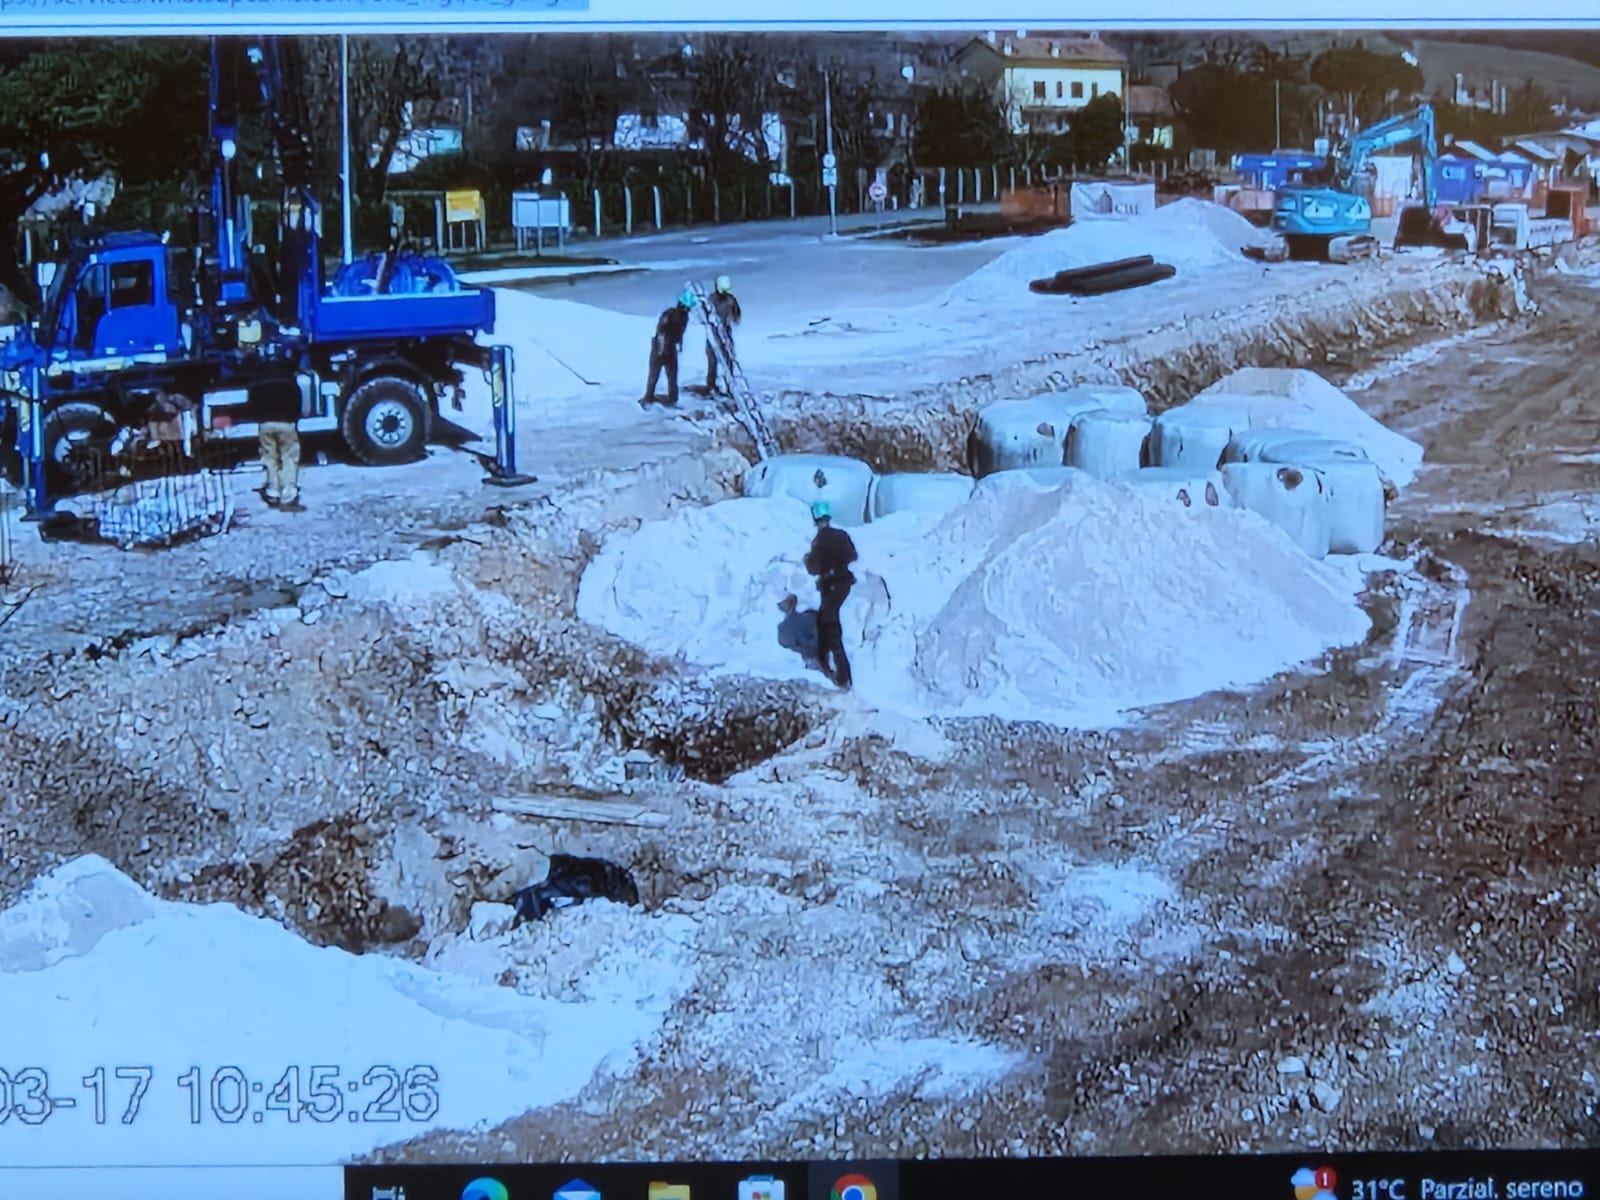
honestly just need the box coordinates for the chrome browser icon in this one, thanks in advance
[462,1178,511,1200]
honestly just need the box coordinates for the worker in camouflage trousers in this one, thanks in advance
[704,274,742,395]
[255,365,304,511]
[643,289,696,408]
[804,500,858,690]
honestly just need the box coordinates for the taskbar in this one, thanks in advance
[348,1150,1600,1200]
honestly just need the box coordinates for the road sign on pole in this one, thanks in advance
[868,180,887,204]
[822,152,837,169]
[822,167,838,187]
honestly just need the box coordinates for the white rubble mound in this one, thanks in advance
[950,198,1271,303]
[457,287,658,428]
[0,855,689,1168]
[488,287,657,389]
[1193,367,1425,487]
[577,473,1371,726]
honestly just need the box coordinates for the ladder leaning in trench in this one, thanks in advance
[687,281,777,460]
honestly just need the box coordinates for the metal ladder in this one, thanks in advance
[688,281,776,459]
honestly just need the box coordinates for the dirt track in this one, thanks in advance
[3,256,1596,1164]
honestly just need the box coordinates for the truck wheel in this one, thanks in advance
[43,402,115,493]
[341,376,431,466]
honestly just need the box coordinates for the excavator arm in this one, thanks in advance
[1330,102,1437,201]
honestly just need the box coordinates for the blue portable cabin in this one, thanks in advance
[1233,152,1328,190]
[1433,152,1535,204]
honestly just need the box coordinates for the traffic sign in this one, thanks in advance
[822,167,838,187]
[822,153,837,168]
[868,180,887,204]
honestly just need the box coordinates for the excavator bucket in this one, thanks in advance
[1394,204,1477,253]
[1393,204,1438,249]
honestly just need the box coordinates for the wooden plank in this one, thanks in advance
[490,794,670,827]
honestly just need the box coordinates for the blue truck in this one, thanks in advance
[1,36,528,518]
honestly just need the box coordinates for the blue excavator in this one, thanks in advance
[1266,102,1475,263]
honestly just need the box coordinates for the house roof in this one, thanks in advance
[1561,119,1600,142]
[1510,139,1560,161]
[1125,84,1172,118]
[958,34,1127,68]
[1445,139,1498,161]
[1505,129,1594,153]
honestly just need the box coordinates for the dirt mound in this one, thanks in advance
[577,480,1372,727]
[1193,366,1427,486]
[950,199,1271,302]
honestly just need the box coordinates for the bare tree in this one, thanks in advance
[685,35,786,182]
[812,60,894,171]
[294,36,466,212]
[543,36,626,195]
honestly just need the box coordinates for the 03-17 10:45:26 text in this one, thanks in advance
[0,1065,441,1126]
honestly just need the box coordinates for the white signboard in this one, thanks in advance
[822,167,838,187]
[1068,180,1158,220]
[512,192,571,232]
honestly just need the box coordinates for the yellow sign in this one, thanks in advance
[648,1184,691,1200]
[446,189,484,222]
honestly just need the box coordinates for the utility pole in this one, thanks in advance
[1274,79,1282,152]
[340,34,355,264]
[822,64,838,236]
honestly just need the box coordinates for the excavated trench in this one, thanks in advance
[758,259,1525,473]
[2,258,1526,966]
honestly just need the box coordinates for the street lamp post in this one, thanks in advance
[822,65,838,236]
[340,34,355,264]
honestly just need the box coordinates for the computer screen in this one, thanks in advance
[1,8,1598,1200]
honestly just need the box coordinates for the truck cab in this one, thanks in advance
[38,233,185,364]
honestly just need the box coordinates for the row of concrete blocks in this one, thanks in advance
[968,387,1389,558]
[740,387,1389,560]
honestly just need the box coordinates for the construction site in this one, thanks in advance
[3,31,1600,1173]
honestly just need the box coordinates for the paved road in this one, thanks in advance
[466,204,1008,313]
[513,204,1012,322]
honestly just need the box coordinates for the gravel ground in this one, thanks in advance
[1,248,1594,1164]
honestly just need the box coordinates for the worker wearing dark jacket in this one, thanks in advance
[803,500,858,689]
[704,274,742,395]
[252,362,304,510]
[643,290,696,407]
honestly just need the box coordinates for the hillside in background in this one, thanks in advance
[1418,29,1600,70]
[1109,30,1600,112]
[1409,38,1600,108]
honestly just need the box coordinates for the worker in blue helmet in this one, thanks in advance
[643,288,697,408]
[803,499,858,690]
[703,274,742,397]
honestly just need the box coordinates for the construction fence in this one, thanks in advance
[403,160,1188,250]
